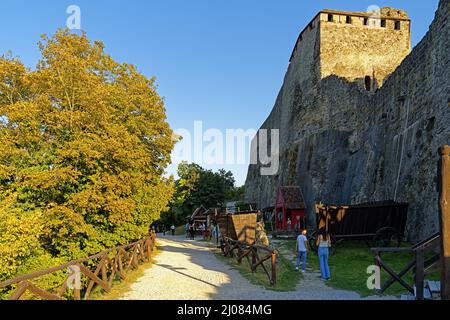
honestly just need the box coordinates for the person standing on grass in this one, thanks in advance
[295,229,308,272]
[316,230,331,280]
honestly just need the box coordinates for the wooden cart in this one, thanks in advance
[309,201,409,253]
[216,211,258,245]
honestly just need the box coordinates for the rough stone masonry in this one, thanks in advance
[245,1,449,243]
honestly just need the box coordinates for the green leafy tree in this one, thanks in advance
[160,162,243,226]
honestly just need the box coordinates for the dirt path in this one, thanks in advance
[121,235,397,300]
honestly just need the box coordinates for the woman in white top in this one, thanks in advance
[316,230,331,280]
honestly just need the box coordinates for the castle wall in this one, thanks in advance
[245,0,450,242]
[362,0,450,238]
[244,14,321,208]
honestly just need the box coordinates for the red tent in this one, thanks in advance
[275,186,306,231]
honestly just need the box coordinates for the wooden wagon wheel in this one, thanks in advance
[329,234,338,256]
[373,227,402,248]
[220,238,227,255]
[309,232,337,256]
[308,231,319,253]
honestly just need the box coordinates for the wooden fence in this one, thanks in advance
[371,232,441,299]
[0,232,157,300]
[221,236,277,285]
[370,145,450,300]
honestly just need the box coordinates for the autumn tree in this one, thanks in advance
[0,30,175,283]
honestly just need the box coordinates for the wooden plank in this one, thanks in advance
[8,281,30,300]
[415,249,425,300]
[125,245,138,271]
[108,259,117,287]
[117,251,126,279]
[26,282,64,300]
[57,277,70,298]
[371,247,412,254]
[237,248,252,263]
[271,252,277,285]
[439,145,450,300]
[251,254,272,271]
[77,264,111,293]
[85,256,107,299]
[380,259,415,293]
[253,250,271,282]
[376,256,414,294]
[147,239,152,262]
[101,259,108,282]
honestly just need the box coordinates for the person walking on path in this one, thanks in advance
[295,229,308,272]
[184,222,190,238]
[189,222,195,240]
[287,218,292,231]
[171,224,176,236]
[316,230,331,280]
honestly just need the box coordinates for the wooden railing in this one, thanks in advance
[371,246,416,295]
[0,232,157,300]
[371,233,441,299]
[220,236,277,286]
[369,145,450,300]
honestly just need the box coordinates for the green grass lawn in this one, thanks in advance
[280,239,440,296]
[214,246,302,292]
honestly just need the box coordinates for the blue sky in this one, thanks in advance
[0,1,440,186]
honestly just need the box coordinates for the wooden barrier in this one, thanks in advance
[439,145,450,300]
[0,232,157,300]
[371,247,415,295]
[220,236,277,285]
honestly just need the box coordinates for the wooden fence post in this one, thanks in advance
[415,248,425,300]
[271,251,277,285]
[439,145,450,300]
[251,247,257,273]
[147,239,152,262]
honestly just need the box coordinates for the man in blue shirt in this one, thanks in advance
[295,229,308,272]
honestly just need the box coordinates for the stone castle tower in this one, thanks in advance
[245,1,450,243]
[289,7,411,93]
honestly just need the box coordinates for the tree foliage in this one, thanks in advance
[159,162,244,225]
[0,30,174,286]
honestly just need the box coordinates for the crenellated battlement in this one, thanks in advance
[289,7,411,91]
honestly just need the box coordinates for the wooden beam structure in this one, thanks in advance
[439,145,450,300]
[0,232,157,300]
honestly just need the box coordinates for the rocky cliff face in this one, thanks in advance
[245,0,450,243]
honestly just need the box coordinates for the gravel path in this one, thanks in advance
[121,235,397,300]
